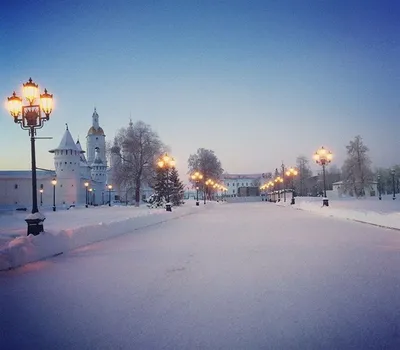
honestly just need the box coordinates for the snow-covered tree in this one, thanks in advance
[341,135,373,197]
[188,148,223,181]
[169,168,185,206]
[295,155,313,196]
[111,121,165,206]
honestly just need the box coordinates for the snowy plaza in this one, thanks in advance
[2,199,400,349]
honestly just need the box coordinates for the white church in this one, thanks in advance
[0,109,115,209]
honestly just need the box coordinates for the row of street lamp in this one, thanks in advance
[190,172,227,206]
[259,146,333,207]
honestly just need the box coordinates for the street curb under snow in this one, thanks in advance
[0,205,208,271]
[276,201,400,232]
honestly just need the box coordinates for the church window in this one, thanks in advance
[14,184,18,189]
[65,162,67,164]
[70,162,72,164]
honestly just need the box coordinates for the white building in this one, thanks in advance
[0,108,110,209]
[222,173,263,197]
[332,180,378,198]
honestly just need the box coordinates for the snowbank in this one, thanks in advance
[0,203,207,271]
[276,196,400,230]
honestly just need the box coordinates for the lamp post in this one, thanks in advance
[274,177,283,202]
[191,171,203,206]
[84,181,89,208]
[286,168,298,205]
[157,154,175,211]
[51,178,57,211]
[39,189,43,206]
[391,169,396,200]
[89,188,93,205]
[205,179,215,203]
[313,146,333,207]
[108,184,113,206]
[377,174,382,200]
[6,78,54,236]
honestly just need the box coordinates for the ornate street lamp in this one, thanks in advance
[286,167,299,205]
[191,171,203,206]
[51,178,57,211]
[39,189,43,206]
[377,174,382,200]
[84,181,90,208]
[107,184,113,206]
[157,154,175,211]
[313,146,333,207]
[391,169,396,200]
[6,78,54,235]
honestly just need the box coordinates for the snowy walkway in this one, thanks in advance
[2,203,400,349]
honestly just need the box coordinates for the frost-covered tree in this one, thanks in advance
[111,121,165,206]
[341,135,373,197]
[295,156,313,196]
[188,148,223,181]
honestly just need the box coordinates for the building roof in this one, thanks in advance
[0,170,56,179]
[87,126,105,136]
[222,173,262,180]
[76,140,88,163]
[91,147,105,166]
[49,125,82,153]
[332,180,378,185]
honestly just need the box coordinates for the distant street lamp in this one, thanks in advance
[313,146,333,207]
[39,189,43,206]
[51,178,57,211]
[286,167,298,205]
[377,174,382,200]
[89,188,93,205]
[205,179,215,203]
[274,177,283,201]
[84,181,89,208]
[391,169,396,200]
[157,154,175,212]
[191,171,203,206]
[107,184,113,206]
[6,78,54,236]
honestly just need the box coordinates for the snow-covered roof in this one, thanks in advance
[333,180,378,185]
[49,125,82,153]
[76,140,88,163]
[0,170,56,179]
[222,173,262,180]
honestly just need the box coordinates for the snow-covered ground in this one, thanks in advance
[2,203,400,349]
[275,194,400,230]
[0,201,210,271]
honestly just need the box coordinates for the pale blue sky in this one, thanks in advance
[1,0,399,179]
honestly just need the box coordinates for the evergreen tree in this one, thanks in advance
[169,167,184,206]
[150,167,168,207]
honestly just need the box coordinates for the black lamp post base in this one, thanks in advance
[323,198,329,207]
[291,198,295,205]
[196,201,199,206]
[166,203,172,212]
[25,218,45,236]
[53,206,56,212]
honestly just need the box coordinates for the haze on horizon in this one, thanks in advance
[1,0,399,180]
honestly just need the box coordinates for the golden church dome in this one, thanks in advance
[87,126,105,136]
